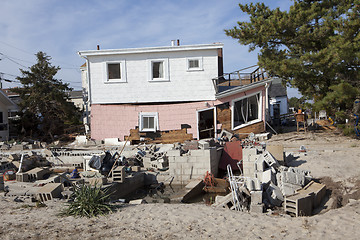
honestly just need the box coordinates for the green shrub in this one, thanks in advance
[60,184,113,218]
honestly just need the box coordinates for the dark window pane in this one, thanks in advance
[233,94,259,128]
[108,63,121,79]
[143,116,155,129]
[152,61,163,78]
[189,59,199,68]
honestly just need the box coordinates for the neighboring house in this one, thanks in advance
[68,90,84,109]
[78,42,272,141]
[268,78,289,125]
[0,89,18,141]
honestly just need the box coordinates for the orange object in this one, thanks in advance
[3,170,16,181]
[204,171,215,187]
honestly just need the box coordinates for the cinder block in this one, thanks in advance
[266,144,284,165]
[16,173,29,182]
[284,193,313,217]
[261,169,275,184]
[242,148,258,159]
[167,150,181,157]
[37,183,63,202]
[251,191,263,205]
[190,149,208,157]
[175,156,189,163]
[250,204,264,213]
[112,166,125,183]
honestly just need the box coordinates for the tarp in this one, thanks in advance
[218,141,243,170]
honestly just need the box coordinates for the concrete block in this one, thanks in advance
[242,148,258,160]
[16,173,29,182]
[266,144,284,165]
[250,204,264,213]
[266,183,284,207]
[37,183,63,202]
[11,145,25,151]
[198,140,210,149]
[212,193,233,209]
[112,166,125,183]
[261,169,275,184]
[255,158,266,172]
[284,193,313,217]
[167,150,181,157]
[26,167,49,181]
[175,156,189,163]
[251,191,263,205]
[261,151,280,169]
[190,149,210,157]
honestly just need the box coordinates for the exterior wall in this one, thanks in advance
[214,85,267,132]
[90,85,267,141]
[0,101,9,141]
[87,49,219,104]
[91,101,211,140]
[167,148,222,184]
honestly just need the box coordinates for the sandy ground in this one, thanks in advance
[0,130,359,240]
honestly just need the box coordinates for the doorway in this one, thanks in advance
[197,108,216,139]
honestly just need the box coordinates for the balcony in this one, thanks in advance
[212,65,269,94]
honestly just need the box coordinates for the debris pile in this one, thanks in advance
[212,141,326,216]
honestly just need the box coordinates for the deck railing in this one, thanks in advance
[212,65,269,94]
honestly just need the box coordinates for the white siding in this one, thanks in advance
[87,49,219,104]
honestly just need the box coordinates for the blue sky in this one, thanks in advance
[0,0,301,97]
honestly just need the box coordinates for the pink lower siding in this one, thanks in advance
[90,86,266,140]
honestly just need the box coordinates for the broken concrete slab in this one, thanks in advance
[266,183,284,207]
[129,199,147,205]
[181,180,205,203]
[266,144,285,165]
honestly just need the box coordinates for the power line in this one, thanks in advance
[0,72,18,78]
[0,53,29,68]
[0,40,34,56]
[0,40,80,68]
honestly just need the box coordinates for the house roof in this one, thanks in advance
[0,89,18,110]
[78,43,224,57]
[68,90,83,99]
[269,78,287,98]
[215,78,273,99]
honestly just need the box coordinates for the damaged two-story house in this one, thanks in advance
[78,42,272,142]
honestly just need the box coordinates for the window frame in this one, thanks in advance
[104,60,127,83]
[186,57,203,71]
[139,112,159,132]
[148,58,169,82]
[231,91,262,130]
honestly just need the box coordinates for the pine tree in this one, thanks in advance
[14,51,81,141]
[225,0,360,99]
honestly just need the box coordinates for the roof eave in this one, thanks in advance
[78,43,224,57]
[215,78,274,99]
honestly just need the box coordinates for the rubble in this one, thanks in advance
[0,134,328,218]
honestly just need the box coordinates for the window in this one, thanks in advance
[0,112,3,124]
[148,58,169,81]
[186,57,203,71]
[139,112,159,132]
[152,61,164,79]
[105,61,127,83]
[108,63,121,79]
[232,93,262,129]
